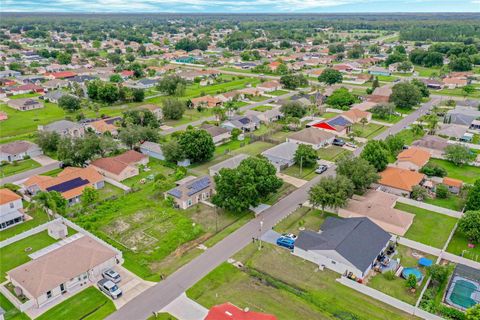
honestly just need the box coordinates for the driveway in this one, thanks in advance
[161,293,208,320]
[31,155,58,166]
[0,161,60,185]
[113,266,156,309]
[260,230,282,245]
[276,172,307,188]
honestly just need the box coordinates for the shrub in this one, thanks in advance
[383,270,396,280]
[420,163,447,177]
[405,274,417,289]
[436,184,449,199]
[437,305,466,320]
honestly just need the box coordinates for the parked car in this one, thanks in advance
[315,165,328,174]
[276,237,295,250]
[282,233,297,240]
[345,142,357,148]
[97,279,122,299]
[332,138,345,147]
[103,269,121,283]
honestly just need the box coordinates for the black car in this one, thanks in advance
[332,138,345,147]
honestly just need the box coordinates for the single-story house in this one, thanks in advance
[137,104,163,120]
[208,154,249,176]
[420,79,444,90]
[375,167,425,197]
[90,150,148,182]
[261,142,298,171]
[445,106,480,127]
[43,79,69,91]
[44,71,77,80]
[43,90,72,104]
[411,136,449,158]
[388,62,414,73]
[442,177,463,194]
[0,188,24,231]
[368,66,391,76]
[310,116,352,136]
[86,117,121,136]
[341,109,372,124]
[437,124,469,140]
[215,90,244,103]
[7,98,44,111]
[256,80,282,93]
[23,167,104,205]
[443,77,469,89]
[139,141,165,160]
[0,70,21,79]
[200,124,232,145]
[0,140,42,163]
[394,147,431,171]
[221,115,261,132]
[7,84,44,95]
[191,95,223,108]
[287,127,335,150]
[368,85,392,104]
[38,120,85,137]
[165,175,214,209]
[294,217,392,280]
[7,235,121,309]
[205,303,277,320]
[338,190,414,236]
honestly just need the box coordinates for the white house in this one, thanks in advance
[0,141,42,163]
[0,188,24,230]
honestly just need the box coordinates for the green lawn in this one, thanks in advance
[0,207,50,241]
[251,105,272,112]
[9,93,41,100]
[352,123,386,139]
[148,313,178,320]
[122,158,174,188]
[372,113,403,124]
[0,293,30,320]
[424,195,464,212]
[317,145,351,161]
[219,67,254,74]
[395,129,425,145]
[281,164,317,180]
[98,182,125,200]
[446,229,480,263]
[35,287,115,320]
[262,182,296,205]
[247,95,269,102]
[269,90,289,96]
[274,207,337,234]
[40,167,63,177]
[0,159,41,178]
[0,231,58,278]
[436,87,480,99]
[188,244,416,320]
[162,108,215,127]
[414,66,441,78]
[427,159,480,184]
[320,112,340,119]
[395,203,458,248]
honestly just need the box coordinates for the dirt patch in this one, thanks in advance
[120,230,157,251]
[105,219,131,234]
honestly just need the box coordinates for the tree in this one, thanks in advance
[405,274,417,290]
[280,101,306,118]
[58,95,81,112]
[423,114,439,135]
[427,265,449,285]
[444,144,475,166]
[178,128,215,163]
[384,134,405,156]
[294,145,317,168]
[132,88,145,102]
[109,74,123,83]
[386,52,407,65]
[162,139,185,163]
[411,185,428,201]
[326,88,356,110]
[36,131,60,153]
[449,57,472,72]
[360,140,389,171]
[162,98,186,120]
[466,304,480,320]
[318,68,343,85]
[436,184,449,199]
[308,175,354,214]
[118,125,141,149]
[390,82,422,110]
[370,104,395,121]
[33,191,67,217]
[462,85,475,97]
[465,179,480,211]
[336,156,379,194]
[57,52,72,65]
[280,74,308,89]
[81,187,99,208]
[347,44,364,59]
[458,210,480,243]
[212,157,282,213]
[123,109,159,128]
[411,79,430,98]
[157,75,186,96]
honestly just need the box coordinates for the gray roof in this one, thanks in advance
[446,106,480,126]
[261,142,298,161]
[42,120,80,132]
[209,154,249,176]
[438,124,468,139]
[44,90,70,101]
[295,217,391,272]
[140,141,163,155]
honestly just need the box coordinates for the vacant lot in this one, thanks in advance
[395,203,458,248]
[424,195,464,212]
[274,207,337,235]
[352,123,386,139]
[317,145,351,161]
[427,159,480,184]
[251,105,272,112]
[36,287,115,320]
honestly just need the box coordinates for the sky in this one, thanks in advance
[1,0,479,13]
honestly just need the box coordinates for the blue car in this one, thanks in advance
[276,237,295,250]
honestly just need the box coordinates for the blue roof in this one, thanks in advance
[328,116,352,127]
[46,177,89,193]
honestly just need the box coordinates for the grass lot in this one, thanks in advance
[219,67,254,74]
[148,313,178,320]
[40,167,63,177]
[9,93,41,99]
[352,123,386,139]
[0,159,41,178]
[367,245,436,305]
[36,287,115,320]
[415,66,441,78]
[424,195,464,212]
[262,182,297,205]
[376,75,397,82]
[274,207,337,234]
[436,87,480,99]
[0,293,30,320]
[427,159,480,184]
[98,182,125,200]
[123,158,174,187]
[251,105,272,112]
[372,113,403,124]
[447,229,480,263]
[188,244,416,320]
[0,207,50,241]
[0,231,59,278]
[317,145,351,161]
[320,112,340,119]
[395,129,425,145]
[163,108,214,127]
[269,90,289,96]
[247,95,269,102]
[395,203,458,248]
[281,164,317,180]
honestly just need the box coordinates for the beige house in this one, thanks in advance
[7,98,44,111]
[90,150,148,182]
[394,147,431,171]
[165,176,214,209]
[7,235,121,309]
[287,127,335,150]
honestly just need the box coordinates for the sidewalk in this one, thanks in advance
[161,293,208,320]
[276,172,307,188]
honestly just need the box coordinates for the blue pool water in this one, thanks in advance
[402,267,423,281]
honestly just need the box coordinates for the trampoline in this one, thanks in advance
[446,276,480,310]
[402,268,423,281]
[418,257,432,267]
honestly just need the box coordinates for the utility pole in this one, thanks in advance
[258,219,264,250]
[300,156,303,175]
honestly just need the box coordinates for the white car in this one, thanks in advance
[282,233,297,240]
[97,279,122,299]
[103,269,121,283]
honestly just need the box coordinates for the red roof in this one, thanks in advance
[205,303,277,320]
[11,84,44,92]
[121,70,134,77]
[312,122,336,131]
[44,71,77,79]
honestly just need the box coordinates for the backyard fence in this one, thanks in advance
[0,282,34,312]
[0,218,62,248]
[396,197,463,218]
[397,237,443,257]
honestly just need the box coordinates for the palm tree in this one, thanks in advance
[425,114,438,135]
[411,123,424,136]
[28,192,55,221]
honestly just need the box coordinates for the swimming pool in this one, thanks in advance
[446,276,480,310]
[402,268,423,281]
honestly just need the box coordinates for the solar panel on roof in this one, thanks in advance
[187,177,211,196]
[238,118,250,125]
[328,116,351,126]
[167,189,182,198]
[46,177,89,193]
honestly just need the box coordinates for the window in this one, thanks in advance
[331,261,336,265]
[187,199,192,207]
[9,203,14,209]
[46,291,52,298]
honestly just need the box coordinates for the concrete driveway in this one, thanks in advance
[276,172,307,188]
[161,293,208,320]
[113,266,156,309]
[31,155,58,166]
[260,230,282,245]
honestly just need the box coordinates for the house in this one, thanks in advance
[394,147,431,171]
[90,150,148,182]
[443,77,469,89]
[44,71,77,80]
[341,109,372,124]
[209,154,249,176]
[138,104,163,120]
[420,79,444,90]
[368,85,392,104]
[412,135,449,158]
[376,167,425,197]
[256,80,282,93]
[0,188,24,230]
[442,177,463,195]
[437,124,469,140]
[338,190,414,236]
[200,124,232,145]
[368,66,391,76]
[165,175,214,209]
[287,127,335,150]
[221,115,261,132]
[293,217,392,280]
[43,90,71,103]
[310,116,352,136]
[261,142,298,171]
[38,120,84,137]
[7,235,121,309]
[191,95,223,108]
[23,167,104,205]
[388,62,413,73]
[139,141,165,160]
[136,78,157,89]
[43,79,69,91]
[268,61,281,71]
[0,70,21,79]
[351,101,378,112]
[205,302,277,320]
[0,141,42,163]
[86,117,121,136]
[7,98,44,111]
[215,90,244,103]
[8,84,44,95]
[445,107,480,127]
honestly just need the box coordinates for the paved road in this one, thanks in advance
[107,97,438,320]
[0,161,60,185]
[160,91,296,135]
